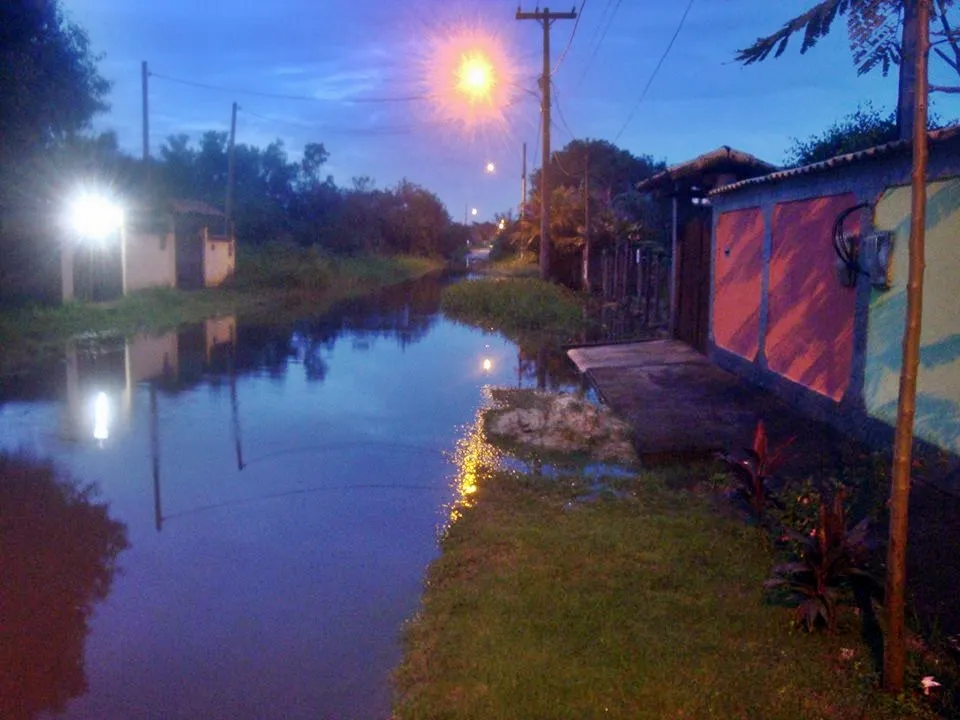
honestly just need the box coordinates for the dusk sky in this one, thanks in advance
[67,0,960,222]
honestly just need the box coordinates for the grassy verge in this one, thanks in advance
[483,254,540,277]
[441,277,585,346]
[394,468,942,720]
[0,248,443,374]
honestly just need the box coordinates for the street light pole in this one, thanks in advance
[517,6,577,281]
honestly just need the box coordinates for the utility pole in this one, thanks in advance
[516,6,577,281]
[521,141,527,220]
[884,0,930,694]
[582,151,590,291]
[142,61,150,192]
[225,101,238,236]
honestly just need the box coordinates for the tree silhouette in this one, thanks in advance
[0,454,129,720]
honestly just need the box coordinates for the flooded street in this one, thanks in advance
[0,276,575,720]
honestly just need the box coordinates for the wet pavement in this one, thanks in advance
[0,276,578,720]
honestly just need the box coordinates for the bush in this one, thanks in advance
[441,278,584,342]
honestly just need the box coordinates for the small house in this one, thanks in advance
[705,126,960,457]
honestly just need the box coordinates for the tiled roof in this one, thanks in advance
[636,146,777,194]
[169,199,224,216]
[710,124,960,196]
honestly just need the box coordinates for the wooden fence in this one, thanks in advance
[597,243,670,328]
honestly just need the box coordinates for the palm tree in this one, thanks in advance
[736,0,958,139]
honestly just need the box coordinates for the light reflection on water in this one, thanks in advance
[0,276,581,720]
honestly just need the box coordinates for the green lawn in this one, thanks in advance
[394,468,941,720]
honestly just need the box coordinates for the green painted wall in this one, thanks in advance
[867,178,960,453]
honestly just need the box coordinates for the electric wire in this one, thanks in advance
[575,0,622,90]
[553,0,588,74]
[240,106,452,136]
[552,82,577,141]
[149,70,427,103]
[613,0,696,143]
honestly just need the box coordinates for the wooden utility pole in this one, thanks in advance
[521,141,527,220]
[516,6,577,281]
[884,0,930,694]
[142,61,150,190]
[225,101,238,236]
[897,0,921,141]
[582,151,591,290]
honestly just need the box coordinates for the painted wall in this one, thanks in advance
[867,177,960,453]
[125,231,176,293]
[768,195,859,401]
[204,238,235,287]
[713,208,763,361]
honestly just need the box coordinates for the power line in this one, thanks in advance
[240,107,449,136]
[552,82,576,140]
[614,0,696,143]
[149,71,426,104]
[575,0,622,90]
[553,0,588,74]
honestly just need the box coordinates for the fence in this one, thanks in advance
[598,242,670,327]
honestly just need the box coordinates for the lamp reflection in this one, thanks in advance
[92,391,110,444]
[448,402,501,525]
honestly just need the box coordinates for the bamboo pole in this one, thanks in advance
[883,0,930,694]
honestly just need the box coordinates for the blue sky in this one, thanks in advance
[67,0,960,222]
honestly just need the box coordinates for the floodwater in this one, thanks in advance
[0,275,578,720]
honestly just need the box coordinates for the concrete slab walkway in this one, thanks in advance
[568,339,787,459]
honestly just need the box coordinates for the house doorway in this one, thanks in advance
[674,205,711,353]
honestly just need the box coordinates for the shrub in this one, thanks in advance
[765,488,880,633]
[719,420,794,522]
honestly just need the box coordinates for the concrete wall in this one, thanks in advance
[124,231,176,293]
[713,208,763,361]
[766,194,859,401]
[708,139,960,457]
[868,178,960,453]
[204,237,235,287]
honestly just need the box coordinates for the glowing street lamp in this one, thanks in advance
[497,218,506,231]
[471,207,479,217]
[457,52,495,103]
[70,193,124,242]
[485,161,496,174]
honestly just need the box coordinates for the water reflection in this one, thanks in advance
[447,394,502,526]
[0,454,129,720]
[0,273,588,719]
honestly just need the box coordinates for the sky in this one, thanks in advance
[66,0,960,223]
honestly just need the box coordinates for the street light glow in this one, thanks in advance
[422,23,523,129]
[471,207,479,216]
[498,219,506,231]
[482,358,493,372]
[485,161,496,174]
[457,52,495,102]
[70,193,124,241]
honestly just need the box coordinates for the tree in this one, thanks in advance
[0,0,110,169]
[735,0,959,139]
[783,101,943,166]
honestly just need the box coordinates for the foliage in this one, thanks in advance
[440,278,585,342]
[0,0,110,169]
[155,134,461,258]
[735,1,907,76]
[1,453,128,719]
[720,420,795,521]
[394,468,939,719]
[785,102,943,166]
[509,139,668,270]
[766,488,880,633]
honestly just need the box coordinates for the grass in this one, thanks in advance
[483,254,540,278]
[394,467,943,720]
[0,247,443,374]
[440,277,585,347]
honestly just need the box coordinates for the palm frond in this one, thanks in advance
[735,0,849,65]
